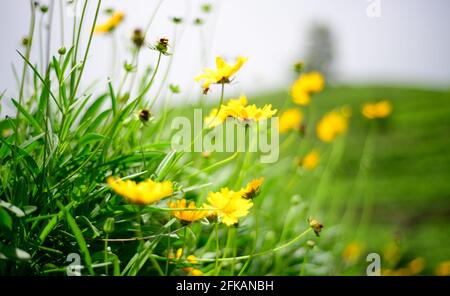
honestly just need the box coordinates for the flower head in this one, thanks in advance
[435,261,450,276]
[107,177,173,205]
[316,108,350,142]
[205,188,253,226]
[240,178,264,199]
[291,71,325,105]
[94,11,125,34]
[309,218,324,237]
[279,108,303,133]
[195,56,247,93]
[362,100,393,119]
[342,240,364,264]
[298,150,320,171]
[168,199,210,223]
[204,95,277,128]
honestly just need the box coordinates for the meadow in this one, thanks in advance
[0,1,449,276]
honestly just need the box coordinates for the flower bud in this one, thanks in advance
[58,47,66,55]
[103,217,115,234]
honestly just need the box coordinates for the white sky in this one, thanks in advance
[1,0,449,113]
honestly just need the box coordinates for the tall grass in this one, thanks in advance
[0,1,398,276]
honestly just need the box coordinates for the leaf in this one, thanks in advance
[108,79,117,116]
[80,93,108,123]
[0,199,25,217]
[16,50,63,113]
[0,243,31,261]
[11,99,44,133]
[78,133,108,146]
[155,150,177,180]
[60,203,94,275]
[0,208,12,231]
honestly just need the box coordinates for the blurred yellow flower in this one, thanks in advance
[316,109,350,142]
[205,188,253,226]
[188,269,204,276]
[299,150,320,171]
[342,240,364,264]
[309,218,323,237]
[204,95,277,128]
[94,11,125,34]
[291,71,325,105]
[383,241,401,266]
[168,248,184,260]
[195,56,247,92]
[168,199,210,223]
[240,177,264,199]
[408,257,425,275]
[362,100,393,119]
[279,108,303,133]
[435,261,450,276]
[107,177,173,205]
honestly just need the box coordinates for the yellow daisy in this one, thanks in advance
[279,108,303,133]
[362,100,393,119]
[94,11,125,34]
[167,199,210,223]
[316,108,350,142]
[107,177,173,205]
[291,71,325,105]
[239,177,264,199]
[299,150,320,171]
[204,95,277,128]
[195,56,247,93]
[205,188,253,226]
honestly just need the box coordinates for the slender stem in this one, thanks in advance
[46,0,55,69]
[104,234,109,274]
[17,0,36,140]
[59,0,65,46]
[135,51,162,107]
[153,228,313,263]
[70,0,102,102]
[214,223,220,271]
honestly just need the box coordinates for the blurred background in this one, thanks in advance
[1,0,450,105]
[0,0,449,275]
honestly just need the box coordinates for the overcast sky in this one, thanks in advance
[1,0,449,113]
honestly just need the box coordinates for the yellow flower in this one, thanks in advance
[316,108,350,142]
[168,248,184,261]
[279,108,303,133]
[204,95,248,128]
[94,11,125,34]
[107,177,173,205]
[342,240,364,264]
[435,261,450,276]
[195,56,247,92]
[299,150,320,171]
[204,95,277,128]
[408,257,425,275]
[205,188,253,226]
[383,241,401,266]
[362,100,393,119]
[309,218,323,237]
[239,178,264,199]
[291,71,325,105]
[168,199,210,223]
[188,269,204,276]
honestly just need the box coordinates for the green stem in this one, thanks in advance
[70,0,102,102]
[104,234,109,275]
[17,0,36,140]
[153,228,313,263]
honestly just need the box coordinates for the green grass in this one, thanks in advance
[251,85,450,274]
